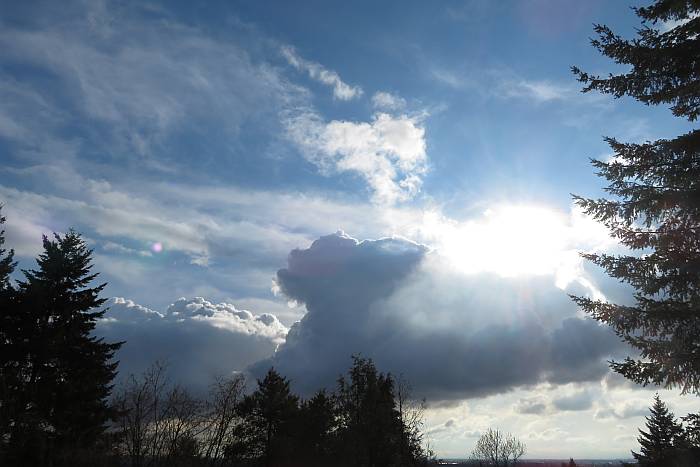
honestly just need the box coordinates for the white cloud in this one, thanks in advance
[371,91,407,111]
[498,79,573,102]
[0,4,304,159]
[285,111,427,204]
[99,297,287,390]
[281,46,363,100]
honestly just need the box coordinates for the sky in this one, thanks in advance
[0,0,697,460]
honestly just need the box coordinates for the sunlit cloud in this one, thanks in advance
[285,110,427,204]
[281,45,363,100]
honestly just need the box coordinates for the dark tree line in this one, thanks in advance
[100,358,433,467]
[0,209,433,466]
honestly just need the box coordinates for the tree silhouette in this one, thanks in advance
[335,356,406,467]
[6,231,122,465]
[0,206,18,458]
[236,368,299,467]
[571,0,700,394]
[469,428,525,467]
[296,389,337,465]
[633,394,684,466]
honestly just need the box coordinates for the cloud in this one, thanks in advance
[595,400,649,420]
[552,390,594,411]
[281,46,362,100]
[514,396,548,415]
[251,231,627,401]
[0,1,306,165]
[371,91,407,111]
[98,297,287,391]
[285,111,427,204]
[498,79,572,102]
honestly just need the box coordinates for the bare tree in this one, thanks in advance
[112,362,207,467]
[200,373,246,466]
[112,361,170,467]
[470,428,526,467]
[396,375,428,465]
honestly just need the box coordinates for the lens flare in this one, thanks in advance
[151,242,163,253]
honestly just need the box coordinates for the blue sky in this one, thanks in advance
[1,0,696,459]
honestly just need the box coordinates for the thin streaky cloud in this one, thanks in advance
[281,45,363,100]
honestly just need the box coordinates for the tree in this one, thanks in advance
[470,428,525,467]
[236,368,299,467]
[8,231,123,465]
[570,0,700,393]
[200,372,246,466]
[296,389,337,465]
[396,375,428,466]
[335,356,404,467]
[0,206,18,457]
[0,205,14,291]
[633,394,684,466]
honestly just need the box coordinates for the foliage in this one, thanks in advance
[0,227,122,466]
[570,0,700,394]
[234,368,299,466]
[469,428,526,467]
[0,206,18,456]
[630,394,700,466]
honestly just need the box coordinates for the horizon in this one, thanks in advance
[0,0,697,461]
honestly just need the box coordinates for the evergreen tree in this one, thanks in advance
[296,389,337,465]
[0,206,14,291]
[570,0,700,393]
[335,356,405,467]
[236,368,299,467]
[8,231,122,465]
[0,206,18,457]
[633,394,684,466]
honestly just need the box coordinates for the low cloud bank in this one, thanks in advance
[98,297,287,391]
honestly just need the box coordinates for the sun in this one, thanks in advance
[425,204,579,278]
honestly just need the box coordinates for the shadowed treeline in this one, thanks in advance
[107,357,433,467]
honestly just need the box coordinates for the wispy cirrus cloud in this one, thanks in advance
[281,45,363,100]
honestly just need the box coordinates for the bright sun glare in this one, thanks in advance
[425,204,590,281]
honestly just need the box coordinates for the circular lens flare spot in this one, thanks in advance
[151,242,163,253]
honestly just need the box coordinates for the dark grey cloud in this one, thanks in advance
[251,232,628,401]
[98,297,286,392]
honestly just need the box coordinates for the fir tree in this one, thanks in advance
[570,0,700,393]
[633,394,684,466]
[10,231,122,465]
[335,356,404,467]
[0,205,15,291]
[236,368,299,467]
[0,206,18,458]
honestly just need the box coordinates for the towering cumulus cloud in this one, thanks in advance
[252,232,626,401]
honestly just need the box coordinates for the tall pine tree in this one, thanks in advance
[633,394,684,466]
[0,206,18,457]
[9,231,122,465]
[571,0,700,393]
[236,368,299,467]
